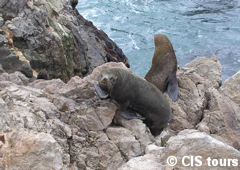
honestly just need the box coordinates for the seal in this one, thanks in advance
[94,68,172,136]
[145,33,179,102]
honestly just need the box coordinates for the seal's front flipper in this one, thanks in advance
[167,76,179,102]
[94,82,109,99]
[119,110,145,120]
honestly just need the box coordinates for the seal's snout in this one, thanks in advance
[100,77,108,86]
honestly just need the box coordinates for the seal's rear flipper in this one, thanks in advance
[120,111,145,120]
[167,76,179,102]
[94,83,109,99]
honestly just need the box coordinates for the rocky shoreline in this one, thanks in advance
[1,0,240,170]
[1,57,240,169]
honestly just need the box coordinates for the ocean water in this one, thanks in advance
[77,0,240,81]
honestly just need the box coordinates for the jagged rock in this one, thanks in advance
[197,87,240,149]
[117,118,154,152]
[183,56,222,88]
[106,127,142,160]
[163,56,222,137]
[120,130,240,170]
[0,71,30,85]
[0,0,128,81]
[0,62,152,169]
[0,55,239,170]
[0,131,63,170]
[220,70,240,106]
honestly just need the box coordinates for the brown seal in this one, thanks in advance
[145,33,179,102]
[94,68,172,136]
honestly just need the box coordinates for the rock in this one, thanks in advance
[106,127,142,160]
[0,64,5,73]
[197,87,240,149]
[0,17,4,27]
[220,70,240,106]
[0,29,29,76]
[0,33,8,46]
[29,78,66,94]
[0,55,239,170]
[0,71,30,85]
[117,118,154,152]
[0,131,63,170]
[0,0,128,81]
[164,56,222,137]
[0,62,146,169]
[183,55,222,89]
[120,130,240,170]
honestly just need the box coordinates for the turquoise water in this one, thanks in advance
[77,0,240,81]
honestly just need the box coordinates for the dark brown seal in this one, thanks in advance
[145,33,179,102]
[94,68,172,136]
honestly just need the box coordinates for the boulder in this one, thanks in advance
[163,56,222,138]
[1,54,240,169]
[197,87,240,149]
[0,131,63,170]
[0,0,128,81]
[120,130,240,170]
[220,70,240,106]
[0,62,151,169]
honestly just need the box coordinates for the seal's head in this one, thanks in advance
[97,71,117,94]
[153,33,172,56]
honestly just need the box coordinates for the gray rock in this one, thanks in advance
[0,131,63,170]
[164,56,222,135]
[0,64,5,73]
[1,57,240,170]
[220,70,240,106]
[197,87,240,149]
[0,71,30,85]
[0,17,4,27]
[0,63,133,169]
[0,0,129,82]
[0,34,8,46]
[106,127,142,160]
[120,130,240,170]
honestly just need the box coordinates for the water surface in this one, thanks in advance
[77,0,240,81]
